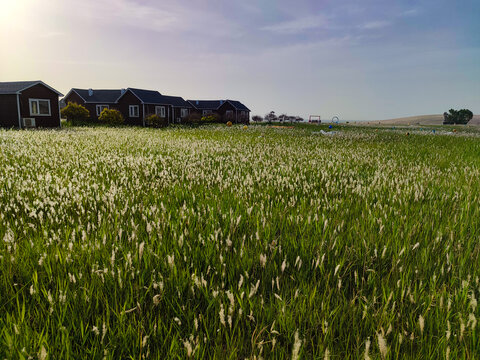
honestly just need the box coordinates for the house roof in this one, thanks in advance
[161,95,191,108]
[120,88,190,107]
[0,81,63,96]
[70,88,123,103]
[126,88,164,104]
[226,100,250,111]
[187,100,224,110]
[188,99,250,111]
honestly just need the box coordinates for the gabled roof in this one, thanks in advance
[225,100,250,111]
[187,99,250,111]
[187,100,224,110]
[69,88,123,103]
[119,88,191,107]
[123,88,164,104]
[161,95,191,108]
[0,81,63,96]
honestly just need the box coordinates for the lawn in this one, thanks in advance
[1,124,480,359]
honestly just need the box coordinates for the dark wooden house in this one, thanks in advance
[187,100,223,117]
[0,81,63,128]
[188,99,250,123]
[218,100,250,124]
[116,88,191,126]
[63,88,123,120]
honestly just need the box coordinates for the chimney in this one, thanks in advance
[196,100,199,105]
[88,88,93,96]
[121,88,126,95]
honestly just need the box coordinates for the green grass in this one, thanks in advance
[1,124,480,359]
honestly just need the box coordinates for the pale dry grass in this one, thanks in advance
[363,114,480,126]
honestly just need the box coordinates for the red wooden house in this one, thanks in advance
[0,81,63,128]
[63,88,123,120]
[116,88,192,126]
[188,99,250,123]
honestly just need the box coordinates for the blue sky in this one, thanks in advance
[0,0,478,120]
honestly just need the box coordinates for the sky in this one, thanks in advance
[0,0,479,120]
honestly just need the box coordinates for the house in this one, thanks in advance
[218,100,250,124]
[0,81,63,128]
[188,99,250,123]
[187,100,223,117]
[159,95,193,124]
[63,88,123,120]
[116,88,191,126]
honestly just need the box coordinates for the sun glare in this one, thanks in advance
[0,0,29,23]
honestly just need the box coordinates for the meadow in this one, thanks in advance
[1,124,480,359]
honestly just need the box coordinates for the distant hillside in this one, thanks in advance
[374,114,480,126]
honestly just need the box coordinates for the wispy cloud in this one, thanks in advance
[400,8,420,17]
[359,20,392,30]
[262,15,329,34]
[76,0,182,32]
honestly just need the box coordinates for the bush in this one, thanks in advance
[183,112,202,125]
[61,103,90,125]
[201,113,221,123]
[145,114,168,128]
[252,115,263,123]
[443,109,473,125]
[98,109,124,126]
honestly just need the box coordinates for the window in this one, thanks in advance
[240,111,247,118]
[129,105,139,117]
[226,110,234,118]
[29,99,51,116]
[181,108,189,118]
[202,110,212,115]
[155,106,166,117]
[96,105,109,116]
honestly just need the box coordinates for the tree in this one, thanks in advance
[61,103,89,125]
[99,109,124,126]
[252,115,263,123]
[443,109,473,125]
[264,111,277,123]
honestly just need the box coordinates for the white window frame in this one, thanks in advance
[29,99,51,116]
[202,110,212,115]
[129,105,139,117]
[96,104,109,116]
[155,106,166,117]
[181,108,189,118]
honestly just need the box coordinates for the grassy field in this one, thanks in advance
[1,124,480,359]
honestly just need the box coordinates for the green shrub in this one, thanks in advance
[98,109,124,126]
[201,113,221,123]
[183,113,202,125]
[61,103,90,125]
[145,114,168,128]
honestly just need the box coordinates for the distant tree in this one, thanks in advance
[265,111,277,123]
[61,103,89,125]
[443,109,473,125]
[252,115,263,123]
[99,109,124,126]
[278,114,287,122]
